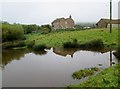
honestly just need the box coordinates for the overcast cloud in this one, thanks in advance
[0,0,119,25]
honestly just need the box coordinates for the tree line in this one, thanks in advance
[2,21,52,42]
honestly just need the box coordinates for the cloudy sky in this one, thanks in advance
[0,0,119,25]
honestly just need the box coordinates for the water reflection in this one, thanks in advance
[2,49,47,68]
[2,49,27,68]
[2,48,117,68]
[2,48,118,87]
[31,50,47,55]
[53,47,110,58]
[53,48,78,58]
[0,46,2,68]
[110,48,112,66]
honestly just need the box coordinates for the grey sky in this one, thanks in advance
[1,0,119,25]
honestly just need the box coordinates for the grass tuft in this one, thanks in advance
[72,67,99,79]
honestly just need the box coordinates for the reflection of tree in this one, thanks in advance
[2,49,47,68]
[2,49,28,68]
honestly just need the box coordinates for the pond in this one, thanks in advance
[2,48,118,87]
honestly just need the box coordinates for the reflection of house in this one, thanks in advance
[96,18,120,28]
[53,48,78,58]
[53,48,110,58]
[51,15,74,30]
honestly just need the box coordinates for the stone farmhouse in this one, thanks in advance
[51,15,75,30]
[96,18,120,28]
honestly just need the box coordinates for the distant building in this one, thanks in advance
[51,15,75,30]
[96,18,120,28]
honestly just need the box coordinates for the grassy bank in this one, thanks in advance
[67,64,119,88]
[25,28,118,49]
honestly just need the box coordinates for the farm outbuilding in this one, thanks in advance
[96,18,120,28]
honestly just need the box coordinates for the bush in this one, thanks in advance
[27,40,35,48]
[33,44,46,51]
[16,41,26,47]
[63,39,79,48]
[80,39,104,49]
[2,24,24,42]
[22,24,40,34]
[63,39,104,49]
[21,36,26,40]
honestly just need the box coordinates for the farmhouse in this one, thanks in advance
[53,48,78,58]
[96,18,120,28]
[51,15,75,30]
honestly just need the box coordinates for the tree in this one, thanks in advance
[2,24,24,42]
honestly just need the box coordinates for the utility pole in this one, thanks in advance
[110,0,112,33]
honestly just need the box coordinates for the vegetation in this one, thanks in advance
[63,39,104,49]
[63,39,79,48]
[2,41,26,49]
[113,46,120,59]
[2,24,24,42]
[26,40,35,48]
[25,28,118,49]
[67,64,119,88]
[22,24,52,34]
[41,24,52,34]
[2,22,52,49]
[33,44,46,51]
[75,22,96,29]
[79,39,104,49]
[22,24,40,34]
[2,21,118,50]
[72,67,99,79]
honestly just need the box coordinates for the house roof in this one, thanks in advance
[51,18,65,24]
[96,18,120,25]
[51,17,74,24]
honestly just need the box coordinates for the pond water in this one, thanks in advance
[2,48,118,87]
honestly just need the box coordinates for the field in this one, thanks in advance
[25,28,118,49]
[67,63,119,88]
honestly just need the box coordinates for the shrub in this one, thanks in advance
[21,36,26,40]
[27,40,35,48]
[80,39,104,49]
[63,39,104,49]
[16,41,26,47]
[2,24,24,42]
[63,39,79,48]
[33,44,46,51]
[22,24,40,34]
[63,42,72,48]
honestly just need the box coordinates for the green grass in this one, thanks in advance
[67,64,119,88]
[25,28,118,49]
[72,67,99,79]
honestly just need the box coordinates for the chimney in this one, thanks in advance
[69,15,72,18]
